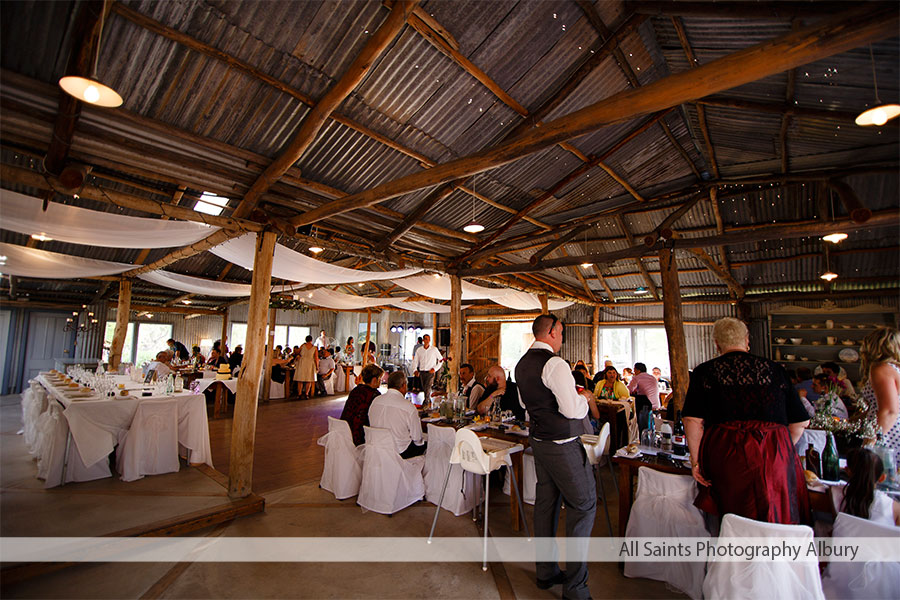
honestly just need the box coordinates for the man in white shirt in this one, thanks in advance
[316,348,336,396]
[459,363,485,409]
[368,371,426,458]
[149,351,174,381]
[514,314,594,600]
[411,334,442,405]
[314,330,328,350]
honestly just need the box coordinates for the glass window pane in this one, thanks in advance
[500,322,534,379]
[358,323,377,353]
[134,323,173,366]
[230,323,247,349]
[634,327,670,377]
[103,321,134,364]
[599,328,632,372]
[287,326,310,348]
[273,325,288,349]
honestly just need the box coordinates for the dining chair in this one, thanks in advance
[428,428,530,571]
[624,466,707,600]
[821,512,899,600]
[117,399,180,482]
[502,448,535,505]
[317,416,363,500]
[423,424,481,516]
[357,426,425,515]
[703,513,825,600]
[580,421,614,535]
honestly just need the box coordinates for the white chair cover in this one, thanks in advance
[822,512,900,600]
[318,417,363,500]
[334,369,346,394]
[21,387,46,453]
[323,373,335,395]
[624,467,707,600]
[117,400,180,482]
[703,513,825,600]
[502,447,535,505]
[357,426,424,514]
[37,403,110,487]
[424,424,481,516]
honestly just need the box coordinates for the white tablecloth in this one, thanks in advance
[192,377,238,395]
[34,374,213,485]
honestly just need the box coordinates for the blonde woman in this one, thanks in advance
[859,327,900,451]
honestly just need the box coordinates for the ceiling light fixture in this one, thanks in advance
[822,233,848,244]
[181,299,192,305]
[580,228,592,268]
[634,286,649,295]
[58,1,123,108]
[855,45,900,126]
[308,245,324,254]
[31,233,52,242]
[462,175,484,233]
[820,271,839,282]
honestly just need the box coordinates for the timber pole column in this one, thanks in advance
[108,279,132,371]
[659,246,689,413]
[449,275,462,396]
[229,231,276,499]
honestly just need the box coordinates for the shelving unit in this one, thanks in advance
[768,304,897,383]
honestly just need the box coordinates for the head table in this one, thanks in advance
[24,373,213,488]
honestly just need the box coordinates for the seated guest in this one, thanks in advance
[476,366,525,420]
[834,448,900,527]
[574,370,602,435]
[228,345,243,371]
[149,351,174,380]
[368,371,426,458]
[811,373,850,419]
[820,361,857,399]
[683,317,810,525]
[594,366,630,401]
[652,366,672,392]
[190,345,206,366]
[206,348,227,369]
[628,362,661,424]
[794,366,820,403]
[340,364,384,446]
[270,349,292,387]
[621,367,634,385]
[459,363,485,409]
[316,348,336,396]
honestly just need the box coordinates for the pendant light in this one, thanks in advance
[855,45,900,126]
[308,226,323,254]
[58,1,124,108]
[820,247,838,282]
[580,228,593,268]
[821,188,848,245]
[462,176,484,234]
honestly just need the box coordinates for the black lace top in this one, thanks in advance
[682,351,809,427]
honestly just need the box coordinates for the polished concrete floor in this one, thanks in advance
[1,392,685,599]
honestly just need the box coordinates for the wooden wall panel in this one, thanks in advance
[466,322,500,383]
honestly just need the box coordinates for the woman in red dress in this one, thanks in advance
[683,317,811,525]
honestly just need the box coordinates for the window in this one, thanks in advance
[402,327,432,361]
[102,321,171,366]
[598,326,671,378]
[287,326,311,348]
[358,323,377,352]
[194,192,228,216]
[500,322,534,378]
[230,323,247,349]
[102,321,134,363]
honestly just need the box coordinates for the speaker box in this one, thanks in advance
[438,329,450,347]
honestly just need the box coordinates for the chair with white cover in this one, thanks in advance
[37,402,111,487]
[357,426,425,515]
[502,447,536,504]
[703,513,825,600]
[581,421,614,535]
[318,416,363,500]
[624,467,707,600]
[822,512,900,600]
[424,424,481,516]
[116,400,180,482]
[428,428,531,571]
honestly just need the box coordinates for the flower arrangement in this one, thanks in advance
[809,383,876,440]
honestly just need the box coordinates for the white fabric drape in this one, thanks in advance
[0,242,134,278]
[392,274,573,310]
[0,190,220,248]
[138,271,252,297]
[389,300,465,314]
[292,288,467,312]
[210,234,422,283]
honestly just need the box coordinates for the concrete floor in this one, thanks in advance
[1,393,685,599]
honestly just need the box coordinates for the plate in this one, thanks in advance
[838,348,859,363]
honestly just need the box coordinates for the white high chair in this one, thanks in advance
[423,424,481,516]
[427,428,530,571]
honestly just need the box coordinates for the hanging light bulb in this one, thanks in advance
[31,233,53,242]
[308,245,323,254]
[820,271,839,282]
[462,175,484,233]
[58,2,123,108]
[856,45,900,126]
[581,261,593,268]
[822,233,848,244]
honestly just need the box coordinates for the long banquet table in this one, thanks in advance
[28,373,213,487]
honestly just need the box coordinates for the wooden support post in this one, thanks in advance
[658,247,689,413]
[363,310,372,367]
[263,307,276,403]
[591,306,600,374]
[108,280,132,370]
[449,275,462,396]
[228,231,276,499]
[221,307,229,351]
[539,294,549,315]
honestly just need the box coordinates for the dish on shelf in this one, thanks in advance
[800,356,810,361]
[810,324,820,329]
[775,338,787,344]
[841,324,852,329]
[793,325,802,329]
[838,348,859,363]
[857,325,867,329]
[784,354,796,361]
[842,340,855,346]
[811,341,821,346]
[790,338,803,345]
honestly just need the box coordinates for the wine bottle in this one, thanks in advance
[822,432,839,481]
[660,419,673,452]
[805,443,821,478]
[672,410,687,456]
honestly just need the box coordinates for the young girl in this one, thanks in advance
[837,448,900,527]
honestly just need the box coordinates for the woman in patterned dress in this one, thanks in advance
[859,327,900,451]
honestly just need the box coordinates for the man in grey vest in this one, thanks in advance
[515,314,595,599]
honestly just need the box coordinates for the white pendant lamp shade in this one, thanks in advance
[59,76,123,107]
[855,104,900,126]
[820,271,838,282]
[308,245,324,254]
[463,221,484,233]
[822,233,848,244]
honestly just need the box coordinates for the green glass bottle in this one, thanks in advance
[822,432,840,481]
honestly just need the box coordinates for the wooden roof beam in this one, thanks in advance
[374,184,456,252]
[616,214,659,300]
[697,97,864,122]
[627,1,894,19]
[592,266,617,303]
[643,191,705,246]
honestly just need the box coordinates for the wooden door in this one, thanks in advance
[23,312,76,384]
[466,322,499,383]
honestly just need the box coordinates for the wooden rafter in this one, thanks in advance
[560,247,596,302]
[615,214,659,300]
[643,192,705,246]
[592,265,617,303]
[375,184,456,252]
